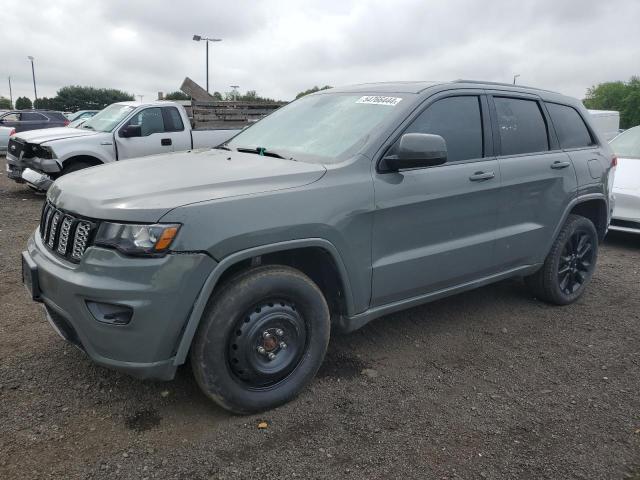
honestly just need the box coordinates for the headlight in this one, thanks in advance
[94,222,180,256]
[31,144,56,159]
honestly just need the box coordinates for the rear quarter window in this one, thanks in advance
[162,107,185,132]
[494,97,549,156]
[546,103,594,149]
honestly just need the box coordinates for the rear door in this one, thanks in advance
[115,107,173,159]
[20,111,50,131]
[545,102,606,198]
[489,93,577,269]
[371,92,501,306]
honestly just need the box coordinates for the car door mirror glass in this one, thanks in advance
[381,133,447,172]
[120,124,142,138]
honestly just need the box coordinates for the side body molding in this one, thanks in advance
[173,238,355,364]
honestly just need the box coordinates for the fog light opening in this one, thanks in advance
[86,301,133,325]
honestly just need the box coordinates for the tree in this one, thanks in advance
[53,85,134,111]
[223,89,279,103]
[15,97,32,110]
[165,91,190,100]
[0,96,11,109]
[295,85,332,99]
[34,97,62,110]
[584,76,640,129]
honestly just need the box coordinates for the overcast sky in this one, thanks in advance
[2,0,639,103]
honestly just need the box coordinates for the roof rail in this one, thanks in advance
[453,79,557,94]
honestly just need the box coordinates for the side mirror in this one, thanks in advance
[381,133,447,172]
[119,124,142,138]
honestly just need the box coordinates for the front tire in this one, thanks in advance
[525,214,599,305]
[191,265,330,414]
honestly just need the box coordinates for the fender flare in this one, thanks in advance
[173,238,355,365]
[550,193,609,242]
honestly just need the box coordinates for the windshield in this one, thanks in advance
[82,104,135,132]
[226,93,406,163]
[611,126,640,159]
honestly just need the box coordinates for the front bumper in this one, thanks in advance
[24,231,217,380]
[6,151,60,182]
[610,188,640,233]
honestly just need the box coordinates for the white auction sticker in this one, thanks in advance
[356,95,403,106]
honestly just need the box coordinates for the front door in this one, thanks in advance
[371,93,500,307]
[115,107,174,159]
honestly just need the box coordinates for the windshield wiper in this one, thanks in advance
[82,124,94,130]
[235,146,293,160]
[215,144,231,151]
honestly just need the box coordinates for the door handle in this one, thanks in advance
[161,138,172,146]
[551,161,571,169]
[469,171,495,182]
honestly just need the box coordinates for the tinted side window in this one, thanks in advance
[162,107,184,132]
[546,103,594,149]
[404,96,483,162]
[129,108,165,136]
[494,97,548,155]
[22,112,46,121]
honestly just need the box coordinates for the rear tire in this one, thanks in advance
[191,265,330,414]
[525,214,598,305]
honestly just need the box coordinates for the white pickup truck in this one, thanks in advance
[5,101,239,189]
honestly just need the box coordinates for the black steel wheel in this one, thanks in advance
[525,214,599,305]
[191,265,330,414]
[228,300,307,388]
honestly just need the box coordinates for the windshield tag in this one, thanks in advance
[356,96,402,106]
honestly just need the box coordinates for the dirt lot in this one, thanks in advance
[0,157,639,480]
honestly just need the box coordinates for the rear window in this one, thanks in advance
[162,107,185,132]
[546,103,594,149]
[494,97,549,156]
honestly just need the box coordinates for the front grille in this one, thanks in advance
[7,138,25,158]
[39,201,97,262]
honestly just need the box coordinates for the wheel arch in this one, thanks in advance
[568,196,609,241]
[173,238,355,365]
[59,154,104,171]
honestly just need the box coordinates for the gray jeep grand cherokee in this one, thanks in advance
[22,80,615,413]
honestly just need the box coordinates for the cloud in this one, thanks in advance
[1,0,638,104]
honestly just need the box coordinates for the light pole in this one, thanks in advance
[513,74,520,85]
[8,76,13,109]
[27,56,38,105]
[230,85,239,101]
[192,35,222,93]
[137,94,144,102]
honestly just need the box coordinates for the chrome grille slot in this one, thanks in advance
[39,201,96,262]
[43,207,54,244]
[47,211,61,249]
[57,216,73,255]
[71,221,92,261]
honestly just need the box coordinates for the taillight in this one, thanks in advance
[63,120,70,126]
[611,156,618,167]
[9,128,15,136]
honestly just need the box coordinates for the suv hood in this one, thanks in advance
[15,127,98,144]
[48,149,327,222]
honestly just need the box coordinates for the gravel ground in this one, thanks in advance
[1,156,639,480]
